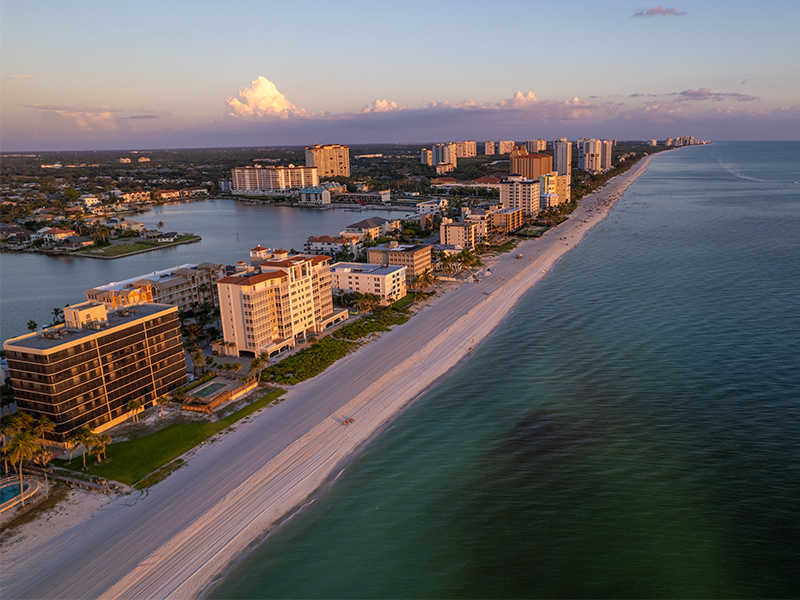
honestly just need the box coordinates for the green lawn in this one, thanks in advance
[497,239,520,253]
[260,337,355,385]
[54,388,284,487]
[392,294,415,310]
[82,235,200,257]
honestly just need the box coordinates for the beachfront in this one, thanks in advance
[0,155,656,599]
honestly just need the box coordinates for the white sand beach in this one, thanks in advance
[0,155,656,600]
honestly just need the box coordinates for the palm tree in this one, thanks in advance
[198,283,210,305]
[0,413,23,474]
[157,221,164,230]
[413,268,438,293]
[34,415,55,445]
[33,447,51,498]
[127,399,143,423]
[92,224,111,245]
[26,320,38,332]
[91,434,111,463]
[3,429,40,507]
[64,431,81,461]
[155,396,168,419]
[74,428,96,469]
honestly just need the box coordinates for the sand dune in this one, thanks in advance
[1,155,655,600]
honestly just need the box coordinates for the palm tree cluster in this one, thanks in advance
[1,411,57,505]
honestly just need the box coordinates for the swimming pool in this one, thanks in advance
[0,483,24,504]
[192,381,227,399]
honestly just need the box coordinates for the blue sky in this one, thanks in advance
[1,0,798,150]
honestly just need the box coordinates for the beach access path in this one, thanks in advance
[0,155,656,600]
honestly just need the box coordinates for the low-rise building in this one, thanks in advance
[304,235,362,257]
[491,207,523,234]
[298,187,331,205]
[4,302,187,441]
[85,263,226,311]
[156,189,182,200]
[330,262,407,306]
[367,242,432,284]
[342,217,401,240]
[415,199,447,215]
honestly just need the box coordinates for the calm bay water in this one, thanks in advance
[209,143,800,599]
[0,204,400,342]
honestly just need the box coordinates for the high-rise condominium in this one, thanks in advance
[305,144,351,178]
[553,138,572,177]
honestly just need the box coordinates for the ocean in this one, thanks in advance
[209,142,800,599]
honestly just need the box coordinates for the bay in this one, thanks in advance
[209,142,800,599]
[0,203,401,343]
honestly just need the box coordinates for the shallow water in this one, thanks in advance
[210,143,800,599]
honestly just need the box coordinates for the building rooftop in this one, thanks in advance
[5,303,177,352]
[345,217,392,230]
[85,263,224,294]
[330,262,406,277]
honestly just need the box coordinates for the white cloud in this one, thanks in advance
[225,76,306,119]
[358,98,408,113]
[25,104,123,132]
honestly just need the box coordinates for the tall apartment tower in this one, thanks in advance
[4,302,187,440]
[577,139,602,173]
[553,138,572,177]
[497,140,516,154]
[305,144,350,178]
[510,148,553,180]
[420,148,432,166]
[431,143,457,168]
[484,141,496,156]
[525,139,547,153]
[455,141,477,158]
[216,249,348,358]
[600,139,614,170]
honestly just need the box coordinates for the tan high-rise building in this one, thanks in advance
[232,165,319,191]
[4,302,186,440]
[420,148,432,166]
[525,139,547,153]
[497,140,516,154]
[305,144,350,178]
[500,176,541,216]
[216,250,348,357]
[538,171,572,207]
[431,143,457,168]
[600,139,613,170]
[455,141,477,158]
[440,221,477,249]
[484,141,496,156]
[510,148,553,180]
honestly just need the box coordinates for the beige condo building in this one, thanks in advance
[305,144,351,178]
[440,221,477,249]
[367,242,432,284]
[330,262,407,306]
[216,250,348,358]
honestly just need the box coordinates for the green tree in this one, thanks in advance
[155,396,168,419]
[27,320,38,332]
[74,428,97,469]
[3,429,40,507]
[34,415,55,445]
[157,221,165,230]
[33,447,51,498]
[62,187,80,203]
[127,398,143,423]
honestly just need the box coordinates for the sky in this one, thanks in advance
[1,0,799,151]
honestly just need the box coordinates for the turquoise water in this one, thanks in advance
[193,381,227,399]
[210,143,800,599]
[0,483,23,503]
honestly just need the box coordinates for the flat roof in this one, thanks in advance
[86,263,223,293]
[5,303,177,352]
[330,262,405,276]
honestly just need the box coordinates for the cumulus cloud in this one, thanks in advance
[225,76,306,119]
[419,91,595,119]
[633,6,687,17]
[358,99,408,113]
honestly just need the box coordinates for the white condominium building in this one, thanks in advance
[455,141,477,158]
[305,144,350,178]
[525,139,547,153]
[497,140,516,154]
[420,148,432,165]
[553,138,572,177]
[577,139,613,173]
[431,142,458,168]
[500,176,541,216]
[216,250,348,357]
[484,141,496,156]
[232,165,319,192]
[330,262,407,306]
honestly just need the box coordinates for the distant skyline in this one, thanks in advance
[2,0,799,151]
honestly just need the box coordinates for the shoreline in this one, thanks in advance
[0,153,660,600]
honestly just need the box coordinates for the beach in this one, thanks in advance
[1,155,656,600]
